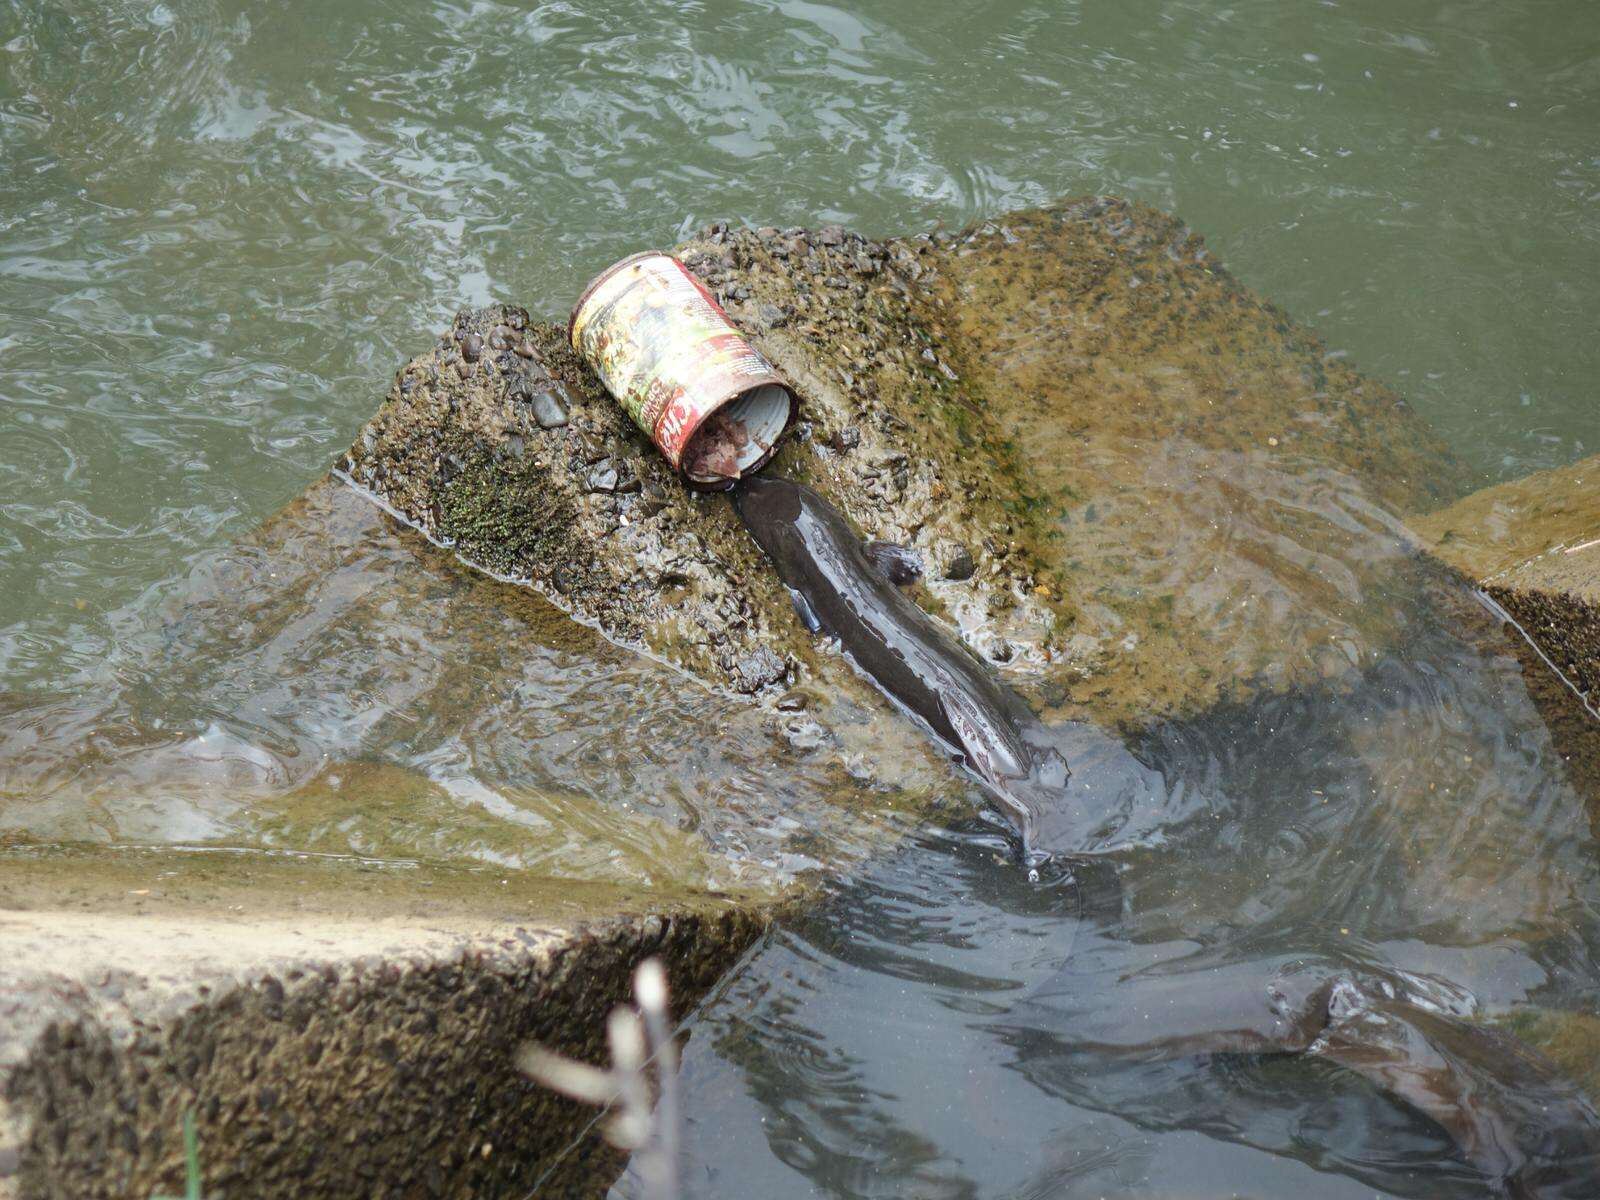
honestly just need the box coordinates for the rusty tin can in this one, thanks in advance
[568,251,798,489]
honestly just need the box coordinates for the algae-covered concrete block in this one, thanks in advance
[1410,454,1600,832]
[0,849,769,1200]
[0,195,1480,1199]
[0,479,802,1200]
[345,197,1466,732]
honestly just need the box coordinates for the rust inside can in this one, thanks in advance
[568,251,798,490]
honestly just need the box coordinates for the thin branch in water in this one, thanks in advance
[517,957,683,1200]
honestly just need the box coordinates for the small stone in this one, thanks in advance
[513,339,537,359]
[732,648,786,693]
[776,692,807,712]
[818,225,845,246]
[586,461,621,493]
[943,544,976,581]
[757,303,787,328]
[528,386,569,429]
[828,427,861,454]
[455,358,473,380]
[756,226,779,241]
[461,332,483,361]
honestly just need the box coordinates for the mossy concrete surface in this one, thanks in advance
[346,196,1466,733]
[0,478,799,1199]
[2,195,1482,1198]
[0,846,772,1200]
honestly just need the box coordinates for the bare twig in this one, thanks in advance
[517,957,682,1200]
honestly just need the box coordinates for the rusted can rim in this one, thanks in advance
[684,380,799,491]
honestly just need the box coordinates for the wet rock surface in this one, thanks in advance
[345,196,1466,731]
[0,196,1488,1200]
[1412,451,1599,701]
[344,312,804,696]
[1410,452,1600,828]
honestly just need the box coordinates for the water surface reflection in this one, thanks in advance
[649,585,1600,1198]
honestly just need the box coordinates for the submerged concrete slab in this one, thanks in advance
[0,847,773,1200]
[1409,453,1600,831]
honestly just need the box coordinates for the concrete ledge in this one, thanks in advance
[1411,453,1600,828]
[1412,452,1599,703]
[0,850,771,1199]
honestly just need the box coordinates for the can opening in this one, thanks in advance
[682,383,795,486]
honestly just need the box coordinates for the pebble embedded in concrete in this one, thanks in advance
[528,386,569,429]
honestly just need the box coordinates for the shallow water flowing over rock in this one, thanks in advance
[3,0,1600,1193]
[6,186,1600,1196]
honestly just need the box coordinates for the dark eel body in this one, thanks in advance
[734,473,1600,1195]
[733,473,1074,870]
[1022,956,1600,1197]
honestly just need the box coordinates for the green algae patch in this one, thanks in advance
[1491,1006,1600,1110]
[925,199,1470,728]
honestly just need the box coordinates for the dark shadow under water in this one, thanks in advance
[617,579,1600,1199]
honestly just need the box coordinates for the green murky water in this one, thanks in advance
[4,3,1600,1197]
[2,0,1596,683]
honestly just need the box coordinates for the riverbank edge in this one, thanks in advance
[0,847,782,1199]
[1409,452,1600,824]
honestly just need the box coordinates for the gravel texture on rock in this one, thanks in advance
[344,197,1466,730]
